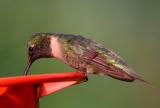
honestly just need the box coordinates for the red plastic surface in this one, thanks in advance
[0,72,85,108]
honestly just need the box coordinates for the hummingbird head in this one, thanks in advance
[24,32,53,75]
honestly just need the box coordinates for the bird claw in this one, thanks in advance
[83,73,88,82]
[84,76,88,82]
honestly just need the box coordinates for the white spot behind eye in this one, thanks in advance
[30,44,34,48]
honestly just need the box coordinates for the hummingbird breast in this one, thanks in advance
[50,36,67,62]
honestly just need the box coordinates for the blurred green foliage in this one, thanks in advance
[0,0,160,108]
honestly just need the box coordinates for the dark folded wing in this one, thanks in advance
[81,48,147,82]
[66,35,147,82]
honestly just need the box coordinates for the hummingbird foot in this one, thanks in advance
[83,72,89,82]
[84,76,88,82]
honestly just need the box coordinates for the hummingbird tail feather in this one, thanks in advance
[102,70,135,82]
[100,68,149,83]
[127,71,150,84]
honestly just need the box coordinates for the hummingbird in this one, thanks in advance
[24,32,147,82]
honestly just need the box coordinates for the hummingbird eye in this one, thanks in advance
[28,47,34,56]
[29,47,34,52]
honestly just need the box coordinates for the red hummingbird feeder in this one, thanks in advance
[0,72,86,108]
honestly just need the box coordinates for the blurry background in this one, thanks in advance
[0,0,159,108]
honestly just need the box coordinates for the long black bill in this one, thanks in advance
[23,61,32,75]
